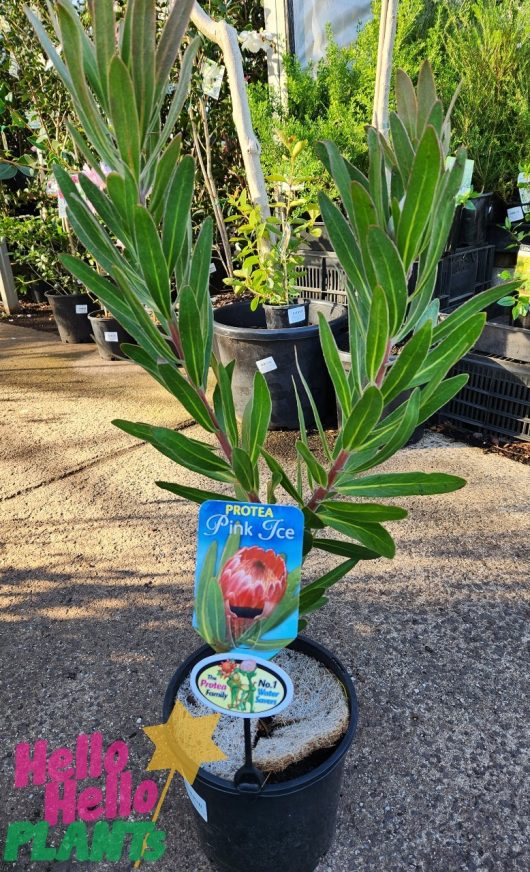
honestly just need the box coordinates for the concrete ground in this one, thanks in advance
[0,323,529,872]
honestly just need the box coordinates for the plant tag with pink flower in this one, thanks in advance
[190,653,294,718]
[193,501,304,659]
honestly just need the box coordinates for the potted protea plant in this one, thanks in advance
[29,2,520,871]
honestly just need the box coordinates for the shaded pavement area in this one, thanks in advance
[1,323,529,871]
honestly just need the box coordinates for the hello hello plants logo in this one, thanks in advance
[4,710,226,865]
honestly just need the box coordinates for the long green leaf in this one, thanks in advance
[129,0,155,138]
[157,364,216,432]
[112,420,235,482]
[155,481,230,504]
[417,373,469,423]
[336,471,466,498]
[389,112,414,184]
[76,173,131,248]
[91,0,115,108]
[315,510,396,558]
[231,447,257,494]
[365,286,389,381]
[108,55,141,180]
[318,312,351,416]
[312,537,380,560]
[133,205,171,318]
[261,449,303,504]
[396,69,418,141]
[317,193,370,311]
[155,0,195,100]
[319,500,408,522]
[433,282,522,344]
[296,441,327,487]
[341,386,384,451]
[216,360,239,447]
[381,321,432,404]
[243,372,271,463]
[299,559,358,614]
[178,285,204,387]
[410,313,485,387]
[366,227,408,336]
[396,126,442,271]
[55,0,115,166]
[149,136,182,222]
[162,155,195,275]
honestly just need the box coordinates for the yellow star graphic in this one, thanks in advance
[143,700,227,785]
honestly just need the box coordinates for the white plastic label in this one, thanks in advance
[104,331,119,342]
[75,305,88,314]
[288,305,306,325]
[184,780,208,821]
[507,206,524,223]
[256,356,277,374]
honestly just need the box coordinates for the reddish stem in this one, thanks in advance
[168,319,260,503]
[375,339,392,388]
[306,448,350,512]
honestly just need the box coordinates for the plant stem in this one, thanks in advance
[168,321,260,503]
[306,448,350,512]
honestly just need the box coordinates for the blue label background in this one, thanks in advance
[193,500,305,659]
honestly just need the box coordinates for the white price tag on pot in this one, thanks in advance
[104,331,119,342]
[184,780,208,822]
[507,206,525,223]
[288,305,306,325]
[75,304,88,314]
[256,356,277,374]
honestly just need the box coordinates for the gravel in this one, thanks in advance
[1,323,529,872]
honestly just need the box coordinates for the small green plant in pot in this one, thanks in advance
[30,2,520,870]
[224,133,320,329]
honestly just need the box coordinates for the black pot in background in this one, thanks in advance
[213,299,348,430]
[46,292,98,343]
[29,281,50,304]
[88,310,134,360]
[262,302,309,329]
[163,636,358,872]
[337,346,425,445]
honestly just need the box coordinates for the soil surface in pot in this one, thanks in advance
[176,648,349,781]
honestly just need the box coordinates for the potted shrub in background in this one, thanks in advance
[29,1,520,870]
[215,133,347,429]
[88,305,134,360]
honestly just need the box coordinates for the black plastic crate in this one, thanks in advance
[296,252,348,303]
[435,244,495,310]
[440,352,530,442]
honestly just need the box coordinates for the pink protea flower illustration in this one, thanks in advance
[218,546,287,642]
[219,660,237,678]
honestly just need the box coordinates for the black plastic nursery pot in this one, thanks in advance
[213,299,348,430]
[88,310,134,360]
[262,301,309,329]
[46,292,98,343]
[163,635,358,872]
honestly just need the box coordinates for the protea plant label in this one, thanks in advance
[190,653,294,718]
[193,500,304,659]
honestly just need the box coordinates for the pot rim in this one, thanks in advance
[163,634,358,797]
[213,300,347,342]
[87,309,114,321]
[45,291,91,300]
